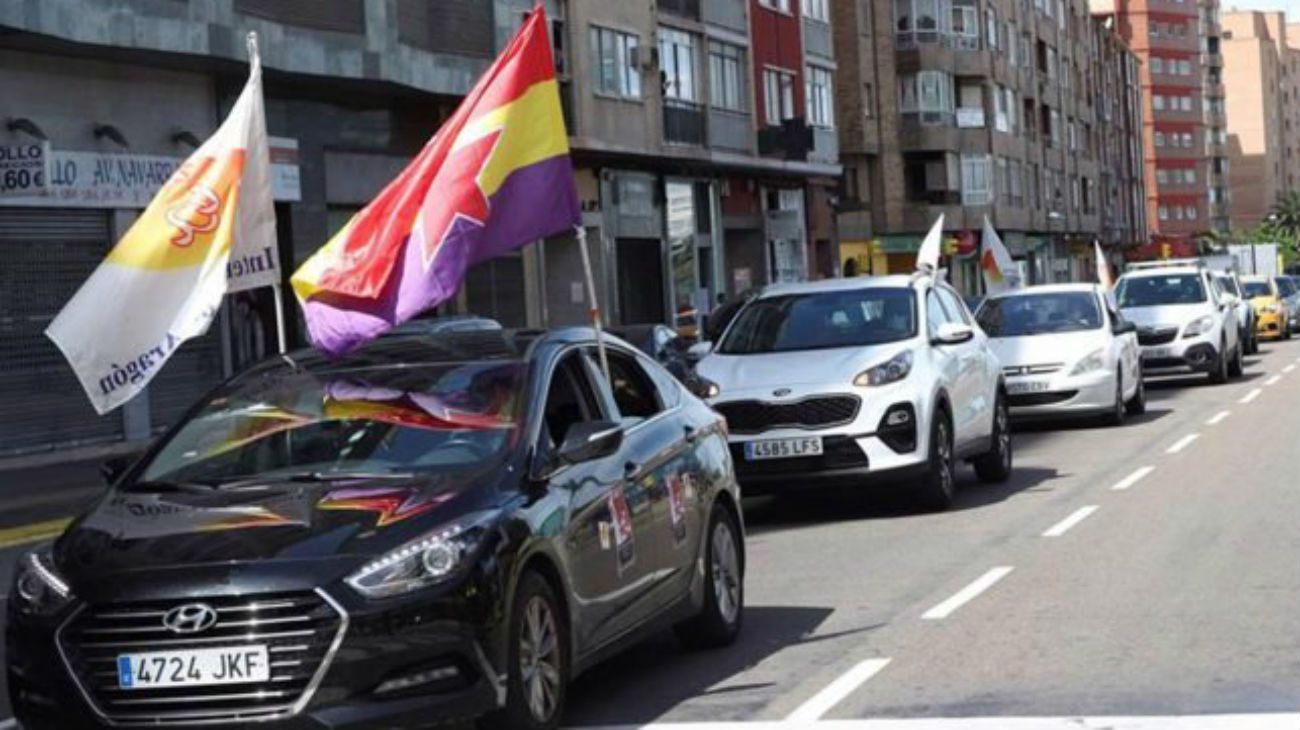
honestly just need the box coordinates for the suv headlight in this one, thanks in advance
[1183,315,1215,338]
[1069,349,1106,376]
[346,513,495,599]
[854,351,913,387]
[13,547,74,616]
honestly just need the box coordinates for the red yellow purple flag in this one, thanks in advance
[292,7,579,355]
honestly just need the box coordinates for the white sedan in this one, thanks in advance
[975,284,1146,425]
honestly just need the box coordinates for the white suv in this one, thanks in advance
[695,274,1011,510]
[1115,260,1243,384]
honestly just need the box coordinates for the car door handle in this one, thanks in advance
[624,461,640,477]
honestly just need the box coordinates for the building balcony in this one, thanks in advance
[664,98,705,146]
[804,18,833,60]
[708,107,753,154]
[701,0,746,32]
[810,126,838,164]
[658,0,701,20]
[1202,52,1223,68]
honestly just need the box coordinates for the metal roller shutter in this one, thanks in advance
[0,208,125,455]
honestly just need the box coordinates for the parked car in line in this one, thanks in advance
[975,284,1145,425]
[1116,259,1244,384]
[8,328,744,730]
[607,324,707,397]
[1241,275,1290,341]
[1212,272,1259,355]
[1275,275,1300,334]
[694,274,1012,511]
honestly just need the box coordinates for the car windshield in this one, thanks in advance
[1116,274,1206,307]
[138,362,524,487]
[1275,278,1297,297]
[1243,281,1272,298]
[717,288,917,354]
[977,292,1102,337]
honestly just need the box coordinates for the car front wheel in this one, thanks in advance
[917,408,956,510]
[485,572,568,730]
[1126,367,1147,416]
[973,394,1012,483]
[675,504,744,649]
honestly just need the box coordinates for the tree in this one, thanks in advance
[1271,191,1300,241]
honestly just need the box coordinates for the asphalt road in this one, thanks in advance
[3,341,1300,729]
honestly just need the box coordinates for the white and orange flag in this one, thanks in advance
[47,34,277,414]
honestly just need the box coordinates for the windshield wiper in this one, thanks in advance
[129,479,221,494]
[211,470,418,489]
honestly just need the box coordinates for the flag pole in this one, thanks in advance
[271,282,288,354]
[575,225,610,382]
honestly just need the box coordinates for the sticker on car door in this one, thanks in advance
[607,490,636,575]
[666,473,688,546]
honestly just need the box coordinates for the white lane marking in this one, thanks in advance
[580,712,1300,729]
[922,567,1014,620]
[1165,433,1200,454]
[1285,364,1296,373]
[1041,506,1099,538]
[1205,410,1231,425]
[1111,465,1156,491]
[1265,374,1283,386]
[785,658,892,722]
[1240,388,1262,403]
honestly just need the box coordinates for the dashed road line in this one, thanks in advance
[1265,374,1283,386]
[922,567,1014,620]
[1205,410,1231,425]
[1111,465,1156,491]
[1166,433,1200,454]
[1239,388,1262,404]
[1285,364,1296,374]
[785,658,892,722]
[1042,506,1099,538]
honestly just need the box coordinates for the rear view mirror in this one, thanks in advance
[932,322,975,345]
[1113,321,1137,335]
[557,421,624,466]
[686,341,713,362]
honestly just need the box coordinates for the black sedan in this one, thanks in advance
[8,328,744,730]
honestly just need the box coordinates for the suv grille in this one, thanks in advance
[715,396,860,434]
[1002,364,1063,377]
[58,591,345,725]
[1137,327,1179,346]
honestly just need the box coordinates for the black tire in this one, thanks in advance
[1228,342,1244,377]
[1125,367,1147,416]
[917,408,956,511]
[1209,340,1229,385]
[1102,371,1126,426]
[675,504,744,650]
[973,393,1012,483]
[483,572,568,730]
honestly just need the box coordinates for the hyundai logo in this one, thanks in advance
[162,603,219,634]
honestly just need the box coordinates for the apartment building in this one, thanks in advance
[1218,11,1300,230]
[1095,0,1227,248]
[834,0,1147,290]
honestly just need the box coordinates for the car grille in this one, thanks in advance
[1137,327,1179,346]
[714,396,860,434]
[1007,390,1077,407]
[58,590,346,725]
[1002,363,1063,377]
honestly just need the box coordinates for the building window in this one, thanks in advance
[995,85,1010,133]
[708,41,746,112]
[1179,59,1191,75]
[806,65,835,128]
[590,26,641,99]
[896,0,950,45]
[1151,57,1163,74]
[899,70,955,124]
[1050,109,1061,147]
[1006,21,1018,63]
[804,0,829,22]
[1181,132,1193,147]
[758,0,792,12]
[985,6,998,49]
[951,0,979,49]
[1158,205,1169,220]
[659,27,698,102]
[763,67,797,125]
[1153,94,1165,111]
[1156,168,1168,185]
[1154,131,1165,147]
[1185,168,1196,184]
[961,153,993,204]
[1185,205,1197,220]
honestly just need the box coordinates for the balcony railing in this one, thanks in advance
[664,98,706,146]
[701,0,746,32]
[658,0,701,19]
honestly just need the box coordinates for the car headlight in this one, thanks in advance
[854,351,913,387]
[346,513,495,599]
[13,547,74,616]
[1183,315,1215,338]
[1069,349,1106,376]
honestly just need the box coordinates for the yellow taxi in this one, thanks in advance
[1242,275,1290,341]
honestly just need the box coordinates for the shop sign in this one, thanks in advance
[0,142,51,197]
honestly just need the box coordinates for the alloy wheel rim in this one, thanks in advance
[711,520,741,624]
[938,421,953,494]
[519,595,561,722]
[997,402,1010,468]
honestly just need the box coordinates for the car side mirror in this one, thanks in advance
[932,322,975,346]
[1113,320,1137,335]
[101,454,137,486]
[686,341,713,362]
[557,420,624,466]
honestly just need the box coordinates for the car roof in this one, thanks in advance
[758,275,917,298]
[1240,275,1272,283]
[1121,266,1201,278]
[986,283,1100,299]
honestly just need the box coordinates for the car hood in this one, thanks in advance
[986,330,1109,370]
[1119,303,1211,328]
[697,345,905,392]
[54,470,505,599]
